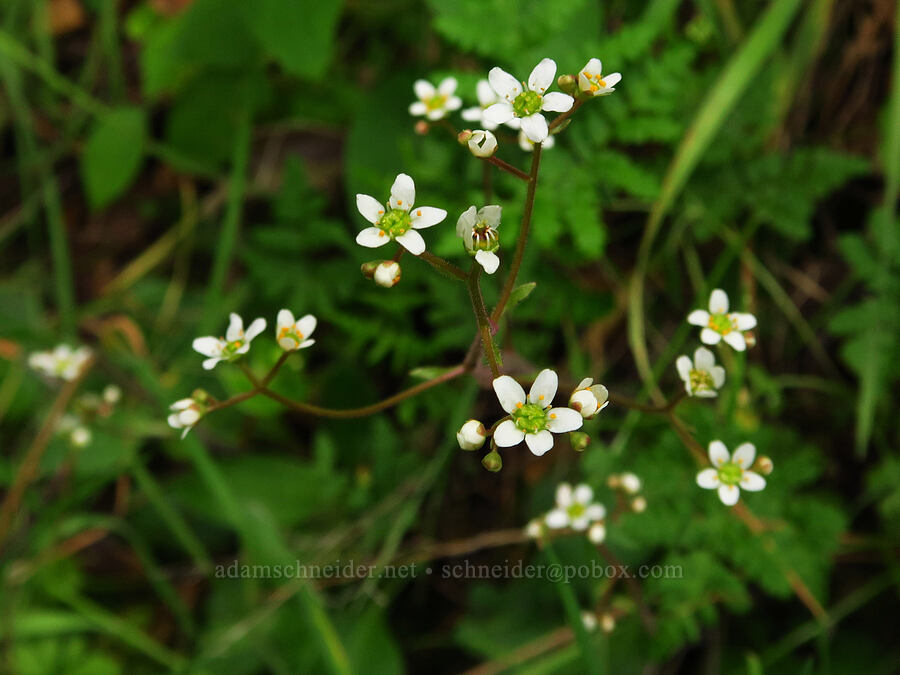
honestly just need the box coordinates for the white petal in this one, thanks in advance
[588,384,608,407]
[570,516,590,531]
[408,101,427,116]
[711,366,726,388]
[297,339,315,349]
[480,204,502,228]
[493,375,526,414]
[438,77,457,96]
[277,309,295,331]
[587,522,606,544]
[732,442,756,468]
[604,72,622,88]
[576,377,593,390]
[696,468,720,489]
[356,227,390,248]
[708,440,730,467]
[445,96,462,111]
[676,355,692,381]
[456,205,477,238]
[723,331,747,351]
[226,313,244,342]
[586,503,606,520]
[525,430,554,456]
[170,398,194,411]
[734,312,757,330]
[694,347,715,371]
[718,484,740,506]
[395,230,426,255]
[244,318,267,342]
[541,92,573,112]
[528,369,558,405]
[528,58,556,93]
[488,67,521,100]
[555,483,573,507]
[413,79,435,101]
[476,79,495,106]
[687,309,710,326]
[389,173,415,210]
[356,194,385,223]
[520,114,548,143]
[475,250,500,274]
[709,289,729,314]
[700,328,722,345]
[279,337,298,351]
[581,58,602,75]
[167,414,181,429]
[573,484,593,504]
[740,471,766,492]
[192,337,223,358]
[426,108,445,121]
[493,419,525,447]
[461,107,482,122]
[295,314,317,339]
[483,102,515,125]
[410,206,447,229]
[546,407,583,433]
[202,357,221,370]
[545,508,569,529]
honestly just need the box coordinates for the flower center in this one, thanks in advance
[708,313,735,335]
[512,90,542,117]
[566,502,587,520]
[513,402,548,434]
[222,339,244,358]
[377,209,412,238]
[689,368,714,392]
[585,73,607,91]
[717,462,743,486]
[471,222,499,252]
[425,93,448,111]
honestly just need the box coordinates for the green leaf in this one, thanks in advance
[80,107,145,209]
[409,365,458,380]
[504,282,537,315]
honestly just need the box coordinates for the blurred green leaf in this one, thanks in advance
[80,107,145,209]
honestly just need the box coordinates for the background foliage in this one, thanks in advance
[1,0,899,673]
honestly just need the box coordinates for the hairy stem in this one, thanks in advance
[467,263,501,378]
[484,155,530,182]
[418,251,467,281]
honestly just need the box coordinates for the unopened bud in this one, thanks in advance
[606,474,620,489]
[631,496,647,513]
[71,426,91,447]
[361,260,381,279]
[620,472,641,495]
[569,431,590,452]
[581,611,598,632]
[457,129,474,144]
[456,419,487,451]
[587,522,606,544]
[743,331,757,349]
[482,450,502,472]
[468,129,497,158]
[524,518,544,539]
[600,613,616,633]
[191,389,212,405]
[755,455,773,475]
[414,120,430,135]
[374,261,401,288]
[557,74,578,96]
[102,385,122,405]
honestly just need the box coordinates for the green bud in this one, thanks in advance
[191,389,212,405]
[557,74,578,96]
[457,129,474,144]
[569,431,590,452]
[482,450,502,472]
[360,260,382,279]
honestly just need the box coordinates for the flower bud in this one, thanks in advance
[755,455,774,475]
[743,331,757,349]
[630,496,647,513]
[414,120,430,135]
[456,419,487,451]
[374,261,401,288]
[587,522,606,544]
[482,449,502,472]
[569,431,590,452]
[557,74,578,96]
[468,130,497,158]
[71,426,92,448]
[600,613,616,634]
[102,384,122,405]
[168,396,207,438]
[360,260,381,279]
[457,129,474,144]
[606,474,620,489]
[620,472,641,495]
[581,611,598,632]
[569,379,609,419]
[524,518,544,539]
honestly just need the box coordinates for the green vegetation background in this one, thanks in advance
[1,0,899,673]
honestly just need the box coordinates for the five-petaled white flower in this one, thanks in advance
[192,313,266,370]
[484,58,574,143]
[676,347,725,397]
[457,205,501,274]
[29,344,92,381]
[569,378,609,419]
[492,369,583,456]
[356,174,447,256]
[462,79,521,131]
[687,289,757,351]
[545,483,606,531]
[168,397,205,438]
[518,129,555,152]
[408,77,462,121]
[578,58,622,97]
[276,310,316,351]
[696,440,766,506]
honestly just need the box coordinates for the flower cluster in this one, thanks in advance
[526,482,608,545]
[29,344,92,381]
[608,472,647,513]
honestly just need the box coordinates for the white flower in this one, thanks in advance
[578,58,622,97]
[102,385,122,405]
[492,369,583,456]
[457,205,501,274]
[587,521,606,544]
[467,129,498,157]
[518,129,555,152]
[355,173,447,256]
[630,496,647,513]
[600,613,616,633]
[71,426,92,447]
[568,378,609,419]
[408,77,462,120]
[28,344,92,381]
[456,419,487,450]
[687,289,757,351]
[276,310,316,351]
[484,58,574,143]
[581,611,598,632]
[696,440,767,506]
[462,79,522,131]
[524,518,544,539]
[545,483,606,531]
[192,313,266,370]
[676,346,725,397]
[619,472,642,495]
[168,397,205,438]
[373,261,402,288]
